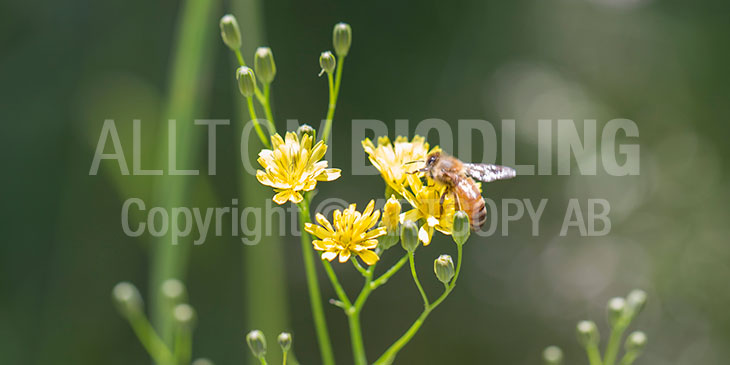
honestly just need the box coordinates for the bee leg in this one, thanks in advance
[452,190,462,212]
[407,167,429,175]
[439,190,448,216]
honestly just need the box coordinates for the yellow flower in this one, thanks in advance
[257,132,341,204]
[400,175,457,245]
[304,200,386,265]
[362,135,434,194]
[382,194,401,233]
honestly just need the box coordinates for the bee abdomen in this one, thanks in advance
[469,197,487,230]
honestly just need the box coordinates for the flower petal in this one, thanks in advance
[358,250,380,266]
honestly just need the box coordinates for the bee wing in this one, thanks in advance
[463,163,516,182]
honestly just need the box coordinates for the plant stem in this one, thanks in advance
[282,350,288,365]
[347,310,368,365]
[246,97,270,147]
[409,253,430,307]
[604,323,627,365]
[586,343,603,365]
[374,244,464,364]
[173,325,192,365]
[371,254,409,289]
[297,198,336,365]
[618,350,640,365]
[262,83,277,134]
[126,312,175,365]
[321,55,345,144]
[322,260,352,308]
[352,258,369,277]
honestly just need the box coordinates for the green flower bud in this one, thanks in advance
[319,51,336,75]
[254,47,276,84]
[625,331,647,352]
[219,14,241,51]
[296,124,316,141]
[112,282,143,317]
[452,210,471,245]
[400,220,419,252]
[173,303,196,329]
[192,359,214,365]
[236,67,256,98]
[161,278,186,304]
[332,22,352,57]
[277,332,292,352]
[607,297,626,327]
[626,289,647,318]
[542,346,563,365]
[576,320,599,347]
[246,330,267,358]
[434,254,455,285]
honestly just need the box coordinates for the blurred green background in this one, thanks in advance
[2,0,730,364]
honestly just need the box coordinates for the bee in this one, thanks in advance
[414,151,516,230]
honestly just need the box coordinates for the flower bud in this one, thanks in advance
[112,282,143,317]
[452,211,471,245]
[542,346,563,365]
[236,67,256,98]
[219,15,241,51]
[434,255,455,285]
[607,297,626,327]
[332,22,352,57]
[296,124,316,141]
[192,359,214,365]
[625,331,647,352]
[161,278,186,304]
[383,195,401,234]
[576,320,599,347]
[246,330,267,358]
[319,51,336,75]
[277,332,292,352]
[254,47,276,84]
[626,289,647,318]
[173,303,196,329]
[400,220,419,252]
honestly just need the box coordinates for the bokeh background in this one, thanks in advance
[2,0,730,364]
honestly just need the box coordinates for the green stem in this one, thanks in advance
[604,324,627,365]
[371,254,409,289]
[235,49,246,67]
[586,343,603,365]
[409,253,429,307]
[618,350,640,365]
[258,356,268,365]
[246,97,270,148]
[352,258,369,277]
[374,244,464,364]
[297,199,335,365]
[322,260,352,308]
[347,310,367,365]
[321,56,345,144]
[126,312,175,365]
[282,351,288,365]
[173,326,192,365]
[262,83,277,135]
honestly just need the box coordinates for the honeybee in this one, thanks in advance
[414,151,516,230]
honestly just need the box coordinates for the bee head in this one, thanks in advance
[426,151,440,166]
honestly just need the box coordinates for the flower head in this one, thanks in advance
[257,132,341,204]
[382,195,401,233]
[304,200,386,265]
[362,135,434,194]
[400,175,457,245]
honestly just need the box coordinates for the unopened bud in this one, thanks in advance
[332,22,352,57]
[254,47,276,84]
[383,195,401,234]
[434,255,455,284]
[219,15,241,51]
[625,331,647,352]
[607,297,626,327]
[576,320,599,347]
[452,211,471,245]
[400,220,419,252]
[319,51,336,75]
[112,282,143,317]
[626,289,647,318]
[277,332,292,352]
[246,330,267,358]
[237,67,256,98]
[296,124,316,141]
[161,278,186,304]
[542,346,563,365]
[173,303,196,328]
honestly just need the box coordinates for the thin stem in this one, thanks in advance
[321,56,345,144]
[296,199,335,365]
[262,83,277,135]
[604,323,627,365]
[352,258,369,277]
[371,254,409,289]
[322,260,353,308]
[618,350,640,365]
[585,343,603,365]
[409,253,429,307]
[347,311,367,365]
[173,326,192,365]
[374,244,464,364]
[282,350,288,365]
[258,355,268,365]
[246,97,271,148]
[235,49,246,67]
[126,312,175,365]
